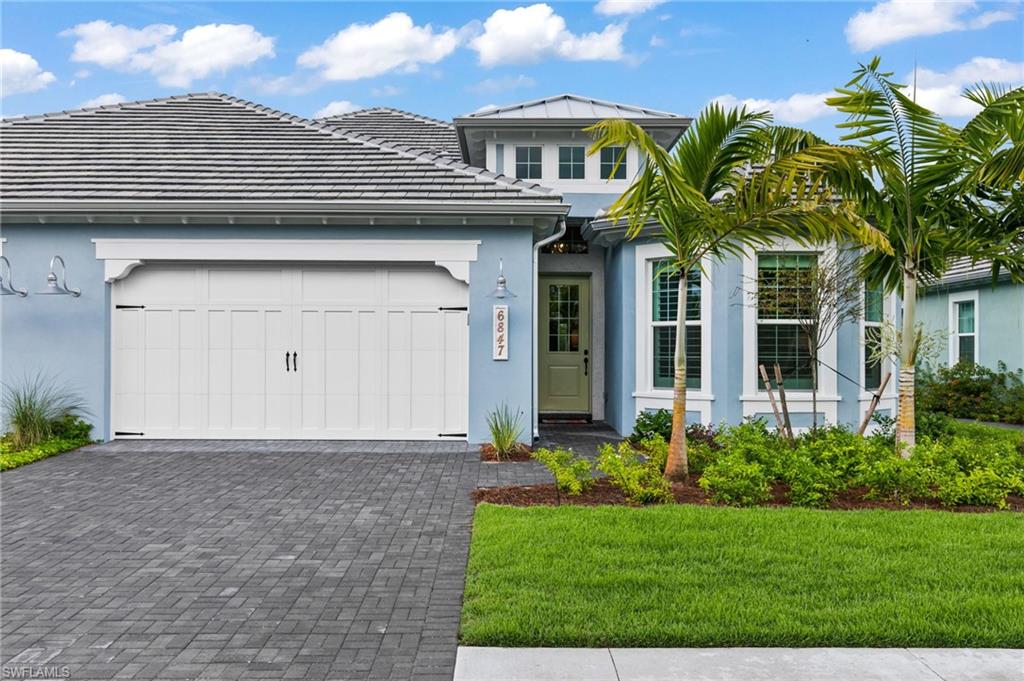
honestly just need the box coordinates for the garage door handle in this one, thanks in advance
[285,351,291,372]
[292,351,298,372]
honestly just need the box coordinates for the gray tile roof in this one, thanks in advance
[0,93,562,208]
[319,107,462,161]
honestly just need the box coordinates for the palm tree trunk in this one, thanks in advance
[895,265,917,453]
[664,266,689,480]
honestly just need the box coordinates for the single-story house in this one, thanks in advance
[917,259,1024,373]
[0,93,897,442]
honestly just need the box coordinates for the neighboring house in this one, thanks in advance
[917,260,1024,373]
[0,92,894,443]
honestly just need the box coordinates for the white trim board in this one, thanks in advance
[948,289,980,366]
[92,238,481,283]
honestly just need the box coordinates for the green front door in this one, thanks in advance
[539,276,591,414]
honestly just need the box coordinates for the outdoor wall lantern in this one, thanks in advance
[0,256,28,297]
[487,258,516,299]
[37,255,81,297]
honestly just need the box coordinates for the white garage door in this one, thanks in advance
[112,264,469,439]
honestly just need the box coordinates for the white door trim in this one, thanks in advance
[92,238,481,284]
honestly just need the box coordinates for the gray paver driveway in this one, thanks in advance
[1,440,480,681]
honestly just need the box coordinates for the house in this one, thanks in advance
[917,259,1024,373]
[0,93,895,443]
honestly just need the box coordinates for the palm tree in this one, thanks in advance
[827,58,1024,450]
[586,105,889,478]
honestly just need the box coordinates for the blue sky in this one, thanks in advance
[2,1,1021,139]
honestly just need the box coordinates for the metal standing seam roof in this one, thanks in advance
[318,107,463,161]
[460,93,684,120]
[0,92,564,208]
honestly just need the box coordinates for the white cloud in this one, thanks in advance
[712,91,834,123]
[471,4,625,66]
[649,35,665,47]
[912,56,1024,116]
[469,74,536,94]
[61,20,275,87]
[0,48,56,96]
[80,92,126,108]
[595,0,665,16]
[299,13,459,81]
[846,1,1015,51]
[371,85,403,97]
[314,100,362,119]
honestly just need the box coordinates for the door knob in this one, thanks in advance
[292,351,298,372]
[285,351,290,372]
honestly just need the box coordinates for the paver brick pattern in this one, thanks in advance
[1,425,619,681]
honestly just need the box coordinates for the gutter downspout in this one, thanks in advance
[532,216,567,441]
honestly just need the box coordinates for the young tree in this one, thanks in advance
[745,249,864,430]
[587,106,889,478]
[827,59,1024,450]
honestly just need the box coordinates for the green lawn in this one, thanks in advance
[461,503,1024,648]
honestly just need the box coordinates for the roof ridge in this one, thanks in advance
[1,91,220,125]
[212,93,559,200]
[325,106,455,131]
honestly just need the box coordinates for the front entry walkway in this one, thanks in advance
[1,440,476,680]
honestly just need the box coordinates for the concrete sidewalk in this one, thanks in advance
[454,647,1023,681]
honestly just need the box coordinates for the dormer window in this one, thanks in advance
[515,146,542,179]
[600,147,627,180]
[559,146,585,179]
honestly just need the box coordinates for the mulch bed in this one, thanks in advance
[479,443,534,462]
[472,477,1024,513]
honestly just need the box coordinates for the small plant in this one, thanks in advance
[597,436,673,504]
[2,374,87,449]
[936,468,1014,509]
[698,454,772,507]
[631,409,673,442]
[531,447,594,497]
[485,403,525,460]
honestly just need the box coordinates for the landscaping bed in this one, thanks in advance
[472,476,1024,512]
[461,503,1024,648]
[479,443,533,462]
[0,435,92,471]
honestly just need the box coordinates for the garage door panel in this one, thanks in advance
[113,263,468,439]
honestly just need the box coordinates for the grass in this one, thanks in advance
[461,503,1024,648]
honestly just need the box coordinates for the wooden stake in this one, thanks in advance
[773,363,795,443]
[858,371,893,436]
[758,364,787,435]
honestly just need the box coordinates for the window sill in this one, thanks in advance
[633,390,715,402]
[740,393,842,403]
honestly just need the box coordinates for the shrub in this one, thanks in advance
[936,468,1014,509]
[856,455,931,504]
[698,454,771,506]
[630,409,722,451]
[485,403,525,460]
[531,447,594,496]
[783,454,843,508]
[687,441,721,476]
[597,436,672,504]
[918,362,1024,424]
[2,374,86,449]
[718,418,789,479]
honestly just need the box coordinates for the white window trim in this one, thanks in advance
[92,238,480,284]
[948,290,979,366]
[514,145,543,180]
[557,144,586,180]
[857,286,898,431]
[633,243,713,423]
[741,242,840,422]
[600,146,628,181]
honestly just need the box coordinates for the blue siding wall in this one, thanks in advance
[602,238,890,436]
[917,282,1024,373]
[0,224,534,442]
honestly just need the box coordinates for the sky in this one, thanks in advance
[1,0,1022,139]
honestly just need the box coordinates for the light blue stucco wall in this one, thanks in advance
[0,223,535,442]
[917,280,1024,373]
[602,238,888,437]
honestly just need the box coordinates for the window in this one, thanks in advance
[863,285,883,390]
[558,146,585,179]
[651,260,701,389]
[515,146,542,179]
[756,253,816,389]
[953,297,977,364]
[600,147,627,180]
[541,221,589,254]
[548,284,580,352]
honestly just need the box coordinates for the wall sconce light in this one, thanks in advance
[37,255,81,297]
[0,256,28,297]
[487,258,516,299]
